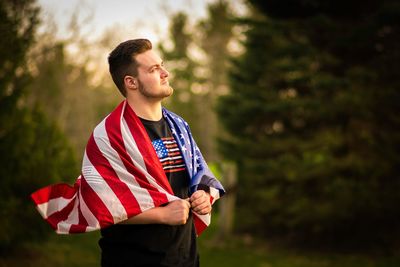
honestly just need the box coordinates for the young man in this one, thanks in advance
[31,39,224,267]
[99,39,224,267]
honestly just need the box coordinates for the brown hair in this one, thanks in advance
[108,39,152,96]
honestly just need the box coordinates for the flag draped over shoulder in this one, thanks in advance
[31,100,225,235]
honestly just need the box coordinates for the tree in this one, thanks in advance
[159,12,203,146]
[27,12,123,161]
[0,0,77,253]
[197,0,234,161]
[217,0,400,249]
[28,41,106,160]
[159,1,234,162]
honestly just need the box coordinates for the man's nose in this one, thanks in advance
[161,67,169,78]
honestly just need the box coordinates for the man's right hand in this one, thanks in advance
[160,199,191,225]
[119,198,191,225]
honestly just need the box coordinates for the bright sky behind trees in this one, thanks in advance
[37,0,246,44]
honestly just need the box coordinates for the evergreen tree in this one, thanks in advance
[0,0,77,252]
[27,41,109,160]
[197,0,233,161]
[160,2,234,161]
[158,12,202,146]
[217,0,400,248]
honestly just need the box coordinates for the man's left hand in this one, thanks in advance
[189,190,212,215]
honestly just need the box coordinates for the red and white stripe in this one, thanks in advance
[192,186,221,235]
[31,101,217,235]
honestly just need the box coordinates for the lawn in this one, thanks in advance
[1,226,399,267]
[0,232,101,267]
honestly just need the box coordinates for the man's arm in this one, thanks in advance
[120,199,191,225]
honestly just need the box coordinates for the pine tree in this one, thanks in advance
[217,0,400,248]
[27,41,109,161]
[0,0,78,252]
[197,0,233,161]
[158,12,203,146]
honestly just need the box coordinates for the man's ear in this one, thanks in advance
[124,76,137,90]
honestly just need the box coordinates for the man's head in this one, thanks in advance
[108,39,172,100]
[108,39,153,97]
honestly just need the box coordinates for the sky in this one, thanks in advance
[37,0,246,45]
[36,0,247,85]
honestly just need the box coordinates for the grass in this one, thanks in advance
[0,231,101,267]
[197,218,400,267]
[198,236,400,267]
[1,224,399,267]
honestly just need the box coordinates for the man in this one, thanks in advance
[31,39,224,267]
[100,39,224,267]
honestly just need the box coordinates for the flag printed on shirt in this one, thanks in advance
[152,137,186,173]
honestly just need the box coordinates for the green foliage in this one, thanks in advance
[159,2,233,161]
[27,41,116,160]
[217,0,400,248]
[196,0,234,161]
[0,0,38,108]
[0,107,78,252]
[158,12,202,144]
[0,0,78,252]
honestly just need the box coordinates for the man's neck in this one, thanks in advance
[126,95,163,121]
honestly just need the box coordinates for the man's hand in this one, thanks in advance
[190,190,212,215]
[160,199,191,225]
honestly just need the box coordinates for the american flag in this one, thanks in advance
[30,100,225,235]
[153,137,186,173]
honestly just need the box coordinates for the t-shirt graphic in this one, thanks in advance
[152,137,186,173]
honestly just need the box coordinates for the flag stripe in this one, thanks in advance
[78,187,100,230]
[57,197,80,234]
[31,183,76,205]
[123,103,174,194]
[45,196,77,231]
[36,196,74,219]
[121,117,177,204]
[83,144,132,223]
[68,203,89,233]
[161,160,184,166]
[192,213,208,236]
[163,164,186,170]
[159,156,182,162]
[165,168,187,173]
[105,104,169,207]
[80,174,114,228]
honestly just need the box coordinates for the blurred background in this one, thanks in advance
[1,0,400,266]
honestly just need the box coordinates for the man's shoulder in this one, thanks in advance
[91,101,124,140]
[162,108,189,126]
[96,100,127,124]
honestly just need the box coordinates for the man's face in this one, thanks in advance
[135,50,173,100]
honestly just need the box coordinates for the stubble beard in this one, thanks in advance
[137,80,173,100]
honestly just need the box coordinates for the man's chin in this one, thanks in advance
[161,86,173,98]
[167,86,174,96]
[156,87,173,100]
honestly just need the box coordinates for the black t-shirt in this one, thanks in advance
[99,117,198,267]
